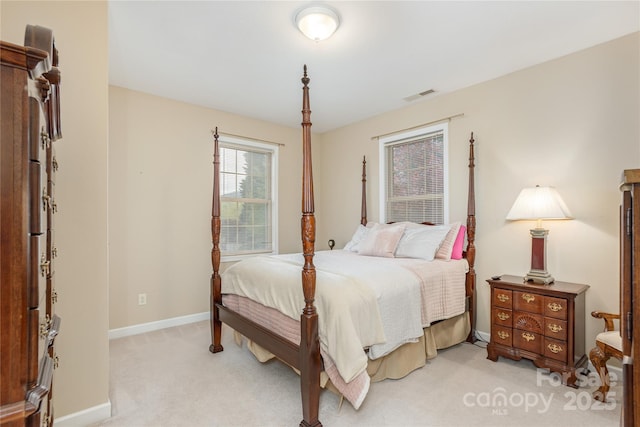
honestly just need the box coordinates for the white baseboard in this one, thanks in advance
[475,329,490,343]
[108,311,209,340]
[57,313,209,425]
[54,401,111,427]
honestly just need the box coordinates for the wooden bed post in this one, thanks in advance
[299,66,322,427]
[210,127,224,354]
[465,132,477,343]
[361,156,367,226]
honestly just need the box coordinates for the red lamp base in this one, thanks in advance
[524,228,554,284]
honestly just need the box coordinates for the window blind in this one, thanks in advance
[219,144,274,255]
[384,130,445,224]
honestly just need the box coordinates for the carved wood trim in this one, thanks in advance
[299,65,322,427]
[465,132,477,342]
[210,127,223,354]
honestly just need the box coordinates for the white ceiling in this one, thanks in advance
[108,1,639,133]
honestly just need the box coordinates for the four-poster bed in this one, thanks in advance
[209,67,477,427]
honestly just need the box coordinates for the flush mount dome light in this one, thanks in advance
[295,5,340,41]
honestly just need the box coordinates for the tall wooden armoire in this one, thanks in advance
[0,26,62,427]
[620,169,640,427]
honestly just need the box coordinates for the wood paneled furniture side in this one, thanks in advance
[620,169,640,427]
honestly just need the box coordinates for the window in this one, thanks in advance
[219,136,278,259]
[379,123,448,224]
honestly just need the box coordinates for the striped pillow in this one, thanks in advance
[435,222,462,260]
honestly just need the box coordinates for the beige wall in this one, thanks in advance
[317,33,640,352]
[1,0,110,421]
[108,86,323,329]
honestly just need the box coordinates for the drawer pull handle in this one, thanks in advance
[548,343,563,354]
[39,323,48,339]
[522,293,536,303]
[548,323,563,333]
[497,312,510,321]
[497,331,510,340]
[41,128,50,150]
[42,187,50,211]
[547,302,563,312]
[497,294,510,303]
[40,253,50,277]
[522,332,535,342]
[47,314,61,347]
[39,314,51,339]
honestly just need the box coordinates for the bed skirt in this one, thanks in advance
[229,303,470,405]
[367,311,470,382]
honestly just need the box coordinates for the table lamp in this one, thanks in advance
[506,185,572,284]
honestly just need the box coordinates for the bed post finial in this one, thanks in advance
[210,127,224,354]
[361,156,367,226]
[302,64,309,88]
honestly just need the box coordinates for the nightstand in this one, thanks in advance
[486,275,589,388]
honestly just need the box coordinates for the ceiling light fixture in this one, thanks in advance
[295,5,340,41]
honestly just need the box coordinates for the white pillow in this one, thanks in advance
[343,222,377,252]
[358,223,406,258]
[435,222,462,260]
[395,224,452,261]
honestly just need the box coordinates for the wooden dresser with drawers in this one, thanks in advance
[486,275,589,387]
[1,25,62,427]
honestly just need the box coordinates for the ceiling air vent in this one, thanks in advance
[403,89,436,102]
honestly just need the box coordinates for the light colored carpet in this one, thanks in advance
[95,321,622,426]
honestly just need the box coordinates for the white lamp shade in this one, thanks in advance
[506,186,572,221]
[295,6,340,41]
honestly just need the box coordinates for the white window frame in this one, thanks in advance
[378,122,449,224]
[219,135,278,262]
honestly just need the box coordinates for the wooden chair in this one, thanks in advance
[589,311,623,401]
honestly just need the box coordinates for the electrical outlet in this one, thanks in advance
[138,293,147,305]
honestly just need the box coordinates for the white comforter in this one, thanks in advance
[221,250,468,386]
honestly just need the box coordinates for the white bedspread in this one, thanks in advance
[221,250,468,387]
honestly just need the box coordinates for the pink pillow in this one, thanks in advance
[451,225,466,260]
